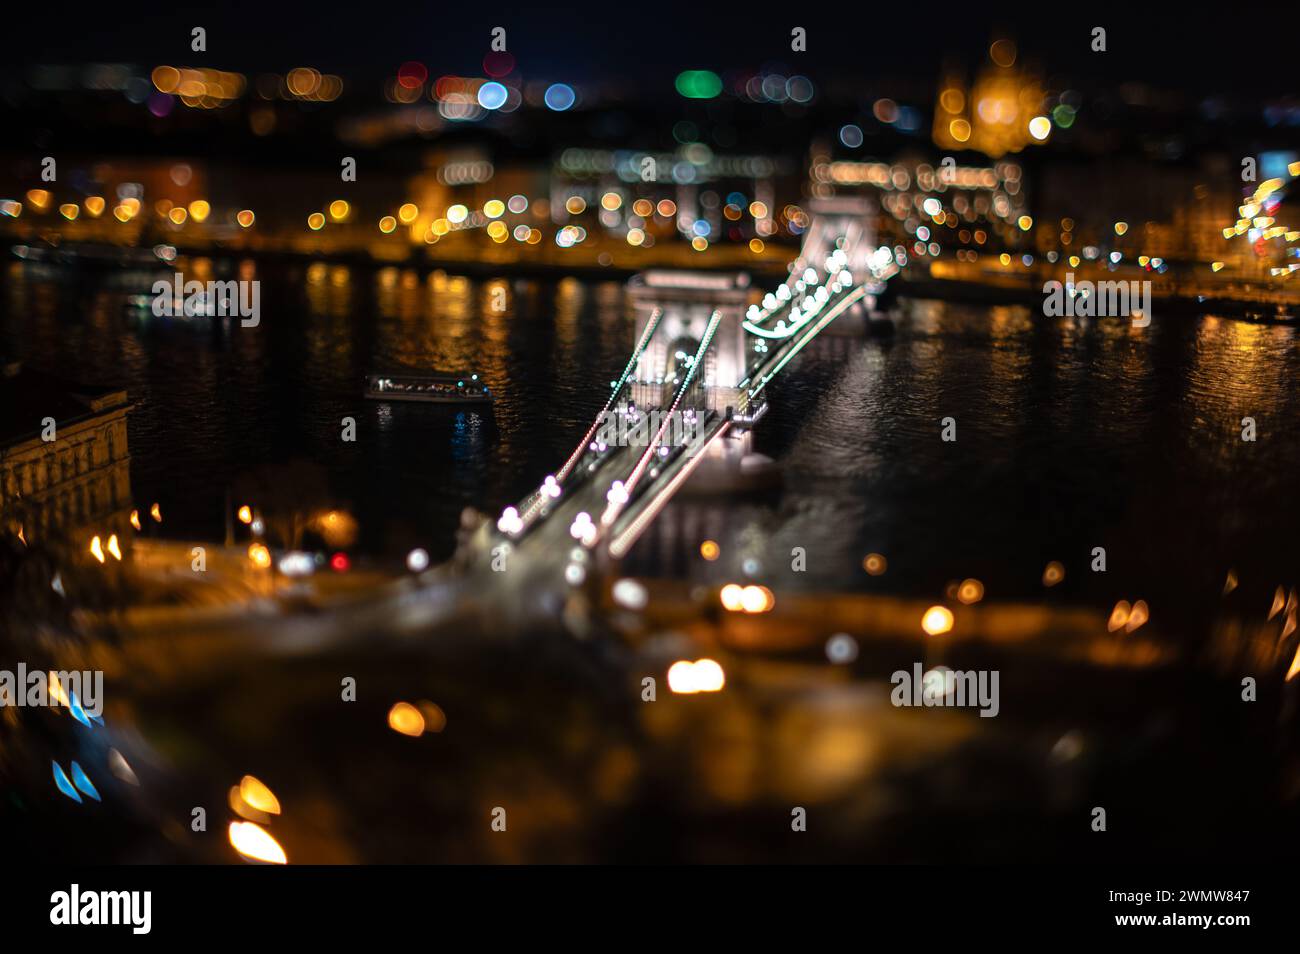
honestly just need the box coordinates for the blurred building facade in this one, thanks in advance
[0,364,133,546]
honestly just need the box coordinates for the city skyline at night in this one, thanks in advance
[0,1,1295,938]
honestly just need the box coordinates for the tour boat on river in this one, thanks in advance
[364,372,493,404]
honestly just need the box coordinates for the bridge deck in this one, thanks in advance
[495,218,894,569]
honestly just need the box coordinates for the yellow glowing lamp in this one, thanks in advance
[239,775,282,814]
[921,605,954,636]
[228,821,287,864]
[387,702,425,736]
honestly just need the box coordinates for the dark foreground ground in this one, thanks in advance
[3,554,1298,864]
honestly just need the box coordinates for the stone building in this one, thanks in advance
[0,363,133,548]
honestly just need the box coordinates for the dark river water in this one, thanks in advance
[3,256,1299,631]
[5,255,1300,863]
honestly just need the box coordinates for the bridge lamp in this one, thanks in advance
[569,512,594,540]
[612,579,648,611]
[497,507,523,535]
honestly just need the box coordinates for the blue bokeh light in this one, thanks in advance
[544,83,576,112]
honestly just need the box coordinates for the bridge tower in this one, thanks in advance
[625,270,752,417]
[622,197,882,425]
[480,196,894,569]
[798,196,878,278]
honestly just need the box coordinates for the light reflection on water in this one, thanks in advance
[4,260,1300,862]
[629,296,1300,638]
[3,261,1299,625]
[1,260,632,560]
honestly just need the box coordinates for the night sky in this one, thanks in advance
[4,2,1281,97]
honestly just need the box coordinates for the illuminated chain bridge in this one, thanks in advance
[488,198,899,573]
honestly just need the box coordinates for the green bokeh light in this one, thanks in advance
[1051,104,1077,129]
[675,70,722,99]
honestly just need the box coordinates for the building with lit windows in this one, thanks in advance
[0,363,133,546]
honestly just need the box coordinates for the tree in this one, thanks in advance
[233,460,334,551]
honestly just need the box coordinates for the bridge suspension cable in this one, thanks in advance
[498,216,891,554]
[744,283,868,407]
[620,308,722,499]
[598,308,723,531]
[555,305,665,484]
[608,419,732,559]
[506,305,668,535]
